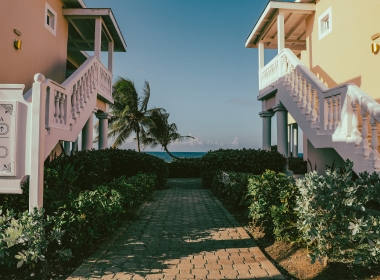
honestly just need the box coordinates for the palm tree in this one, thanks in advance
[102,77,163,152]
[141,110,194,159]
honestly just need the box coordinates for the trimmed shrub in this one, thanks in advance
[46,148,168,190]
[200,148,286,188]
[244,170,299,241]
[288,157,307,174]
[168,158,201,178]
[296,160,380,265]
[212,171,253,208]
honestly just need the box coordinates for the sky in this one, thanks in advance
[85,0,300,152]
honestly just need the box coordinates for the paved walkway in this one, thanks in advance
[68,178,283,280]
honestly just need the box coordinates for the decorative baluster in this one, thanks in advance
[327,97,333,130]
[86,72,91,99]
[369,116,380,162]
[60,93,65,124]
[71,86,77,119]
[332,96,338,129]
[293,70,299,97]
[76,81,80,114]
[356,109,371,156]
[335,95,341,129]
[54,90,60,123]
[79,78,84,108]
[305,83,312,115]
[350,100,361,144]
[300,78,307,108]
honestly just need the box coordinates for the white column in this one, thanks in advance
[274,103,288,157]
[258,42,265,70]
[277,11,285,53]
[29,73,47,212]
[96,112,109,149]
[292,124,299,157]
[94,17,102,59]
[288,124,292,157]
[71,138,78,155]
[108,41,114,74]
[259,111,274,151]
[81,113,94,150]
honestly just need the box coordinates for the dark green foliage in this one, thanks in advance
[45,148,168,190]
[296,160,380,265]
[244,170,299,241]
[167,158,201,178]
[200,148,287,188]
[212,171,253,208]
[288,157,307,174]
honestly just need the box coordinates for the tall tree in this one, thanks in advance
[141,110,194,159]
[103,77,163,152]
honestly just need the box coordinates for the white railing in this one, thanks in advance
[259,48,380,171]
[45,56,112,132]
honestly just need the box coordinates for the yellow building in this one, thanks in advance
[246,0,380,174]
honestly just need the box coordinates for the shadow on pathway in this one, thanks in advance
[68,178,283,280]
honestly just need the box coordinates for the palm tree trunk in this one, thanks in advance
[136,131,141,152]
[164,146,181,160]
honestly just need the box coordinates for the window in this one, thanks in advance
[318,7,332,40]
[45,3,57,36]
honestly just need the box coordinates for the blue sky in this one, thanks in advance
[86,0,287,152]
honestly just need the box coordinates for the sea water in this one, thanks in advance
[144,152,206,162]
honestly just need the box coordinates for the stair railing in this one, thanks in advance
[259,48,380,170]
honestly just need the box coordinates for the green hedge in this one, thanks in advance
[288,157,307,174]
[168,158,201,178]
[46,148,168,191]
[200,148,287,188]
[0,173,157,275]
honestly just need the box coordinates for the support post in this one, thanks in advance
[94,17,102,59]
[81,113,94,150]
[64,141,71,155]
[258,42,264,70]
[29,74,47,212]
[288,124,292,157]
[96,112,109,149]
[259,111,274,151]
[108,41,114,74]
[274,103,288,157]
[277,11,285,53]
[293,124,299,157]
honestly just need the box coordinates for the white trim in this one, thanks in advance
[318,7,332,40]
[45,2,57,36]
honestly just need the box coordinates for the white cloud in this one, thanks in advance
[231,136,239,148]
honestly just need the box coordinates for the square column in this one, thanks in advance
[259,111,274,151]
[96,112,110,149]
[277,11,285,53]
[94,17,102,59]
[292,124,299,157]
[108,41,114,74]
[258,42,264,70]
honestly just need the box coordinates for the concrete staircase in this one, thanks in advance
[259,48,380,175]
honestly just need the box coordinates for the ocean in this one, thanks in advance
[144,151,206,162]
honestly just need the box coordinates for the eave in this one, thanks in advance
[245,1,316,51]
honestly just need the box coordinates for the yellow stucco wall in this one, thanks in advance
[0,0,68,92]
[300,0,380,101]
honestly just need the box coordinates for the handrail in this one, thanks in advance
[259,48,380,170]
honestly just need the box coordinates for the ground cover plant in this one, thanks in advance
[200,148,287,188]
[0,149,162,279]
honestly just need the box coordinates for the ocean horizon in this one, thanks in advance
[144,151,206,162]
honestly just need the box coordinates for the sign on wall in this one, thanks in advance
[0,102,16,176]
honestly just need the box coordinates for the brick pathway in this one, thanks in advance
[68,178,283,280]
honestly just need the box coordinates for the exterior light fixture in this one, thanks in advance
[372,43,380,54]
[14,40,22,50]
[371,33,380,54]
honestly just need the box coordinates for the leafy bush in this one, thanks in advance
[168,158,201,178]
[212,172,253,208]
[244,170,299,241]
[103,173,156,209]
[46,148,168,190]
[200,148,287,188]
[296,160,380,265]
[288,157,307,174]
[0,207,71,273]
